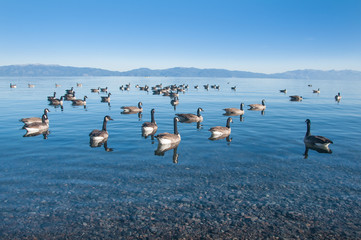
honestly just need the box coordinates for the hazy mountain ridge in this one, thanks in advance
[0,64,360,80]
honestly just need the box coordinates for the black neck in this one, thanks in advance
[151,111,155,123]
[226,118,231,128]
[240,104,243,110]
[306,122,311,137]
[102,118,108,131]
[197,108,201,117]
[174,118,178,134]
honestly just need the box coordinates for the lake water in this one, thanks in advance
[0,76,360,238]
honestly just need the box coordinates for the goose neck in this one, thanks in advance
[102,118,108,131]
[306,122,311,137]
[174,118,179,135]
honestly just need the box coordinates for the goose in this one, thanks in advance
[101,93,111,102]
[335,92,342,101]
[72,96,87,105]
[64,92,76,101]
[50,96,64,105]
[22,114,49,133]
[231,86,236,90]
[313,88,320,93]
[65,87,74,94]
[10,83,16,88]
[20,108,50,125]
[171,97,179,106]
[142,109,158,136]
[28,84,35,88]
[304,119,333,148]
[100,87,108,92]
[223,103,244,115]
[248,99,266,110]
[47,92,56,101]
[308,84,312,87]
[176,107,204,123]
[289,95,303,101]
[194,85,199,89]
[121,102,143,113]
[89,115,113,141]
[280,89,287,93]
[209,117,233,138]
[155,117,181,145]
[91,87,100,92]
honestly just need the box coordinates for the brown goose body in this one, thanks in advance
[176,107,204,123]
[72,96,87,105]
[101,93,111,102]
[20,108,50,125]
[223,103,244,115]
[209,117,233,138]
[289,95,303,101]
[248,99,266,110]
[50,96,64,105]
[121,102,143,113]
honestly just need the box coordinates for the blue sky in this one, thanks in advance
[0,0,360,73]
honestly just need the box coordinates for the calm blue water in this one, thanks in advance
[0,76,360,238]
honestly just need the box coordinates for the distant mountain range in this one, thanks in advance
[0,64,360,80]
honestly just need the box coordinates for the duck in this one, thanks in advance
[223,103,244,115]
[55,83,61,88]
[77,83,82,87]
[176,107,204,123]
[22,114,49,133]
[121,101,143,113]
[248,99,266,110]
[289,95,303,101]
[47,92,56,101]
[279,89,287,93]
[209,117,233,138]
[142,109,158,136]
[89,115,113,141]
[231,86,236,90]
[28,84,35,88]
[155,117,181,145]
[49,96,64,105]
[313,88,320,93]
[71,96,87,105]
[304,119,333,148]
[101,93,111,102]
[10,83,16,88]
[91,87,100,92]
[335,92,342,101]
[20,108,50,125]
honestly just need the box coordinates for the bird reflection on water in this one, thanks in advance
[23,130,50,139]
[154,142,179,164]
[303,142,332,159]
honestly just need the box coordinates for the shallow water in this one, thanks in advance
[1,77,360,238]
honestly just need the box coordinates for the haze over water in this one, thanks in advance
[0,76,360,238]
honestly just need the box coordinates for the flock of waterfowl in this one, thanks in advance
[14,81,338,158]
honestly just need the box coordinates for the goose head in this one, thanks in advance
[138,102,143,109]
